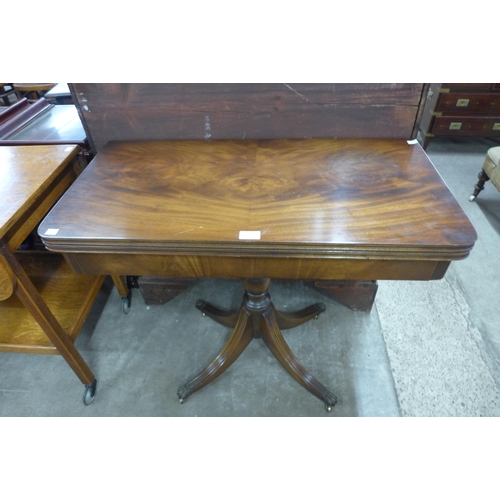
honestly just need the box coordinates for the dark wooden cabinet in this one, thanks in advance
[419,83,500,148]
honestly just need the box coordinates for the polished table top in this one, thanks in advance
[39,139,476,281]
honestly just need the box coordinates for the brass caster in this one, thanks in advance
[177,384,191,404]
[324,391,337,412]
[469,195,476,202]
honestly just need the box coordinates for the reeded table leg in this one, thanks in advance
[195,299,239,328]
[177,307,253,403]
[262,308,337,410]
[178,278,336,410]
[272,303,326,330]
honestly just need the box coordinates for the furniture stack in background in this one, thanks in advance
[419,83,500,149]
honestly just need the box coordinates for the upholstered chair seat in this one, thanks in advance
[470,146,500,201]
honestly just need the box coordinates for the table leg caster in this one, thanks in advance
[177,384,192,404]
[122,292,131,314]
[83,378,97,406]
[197,300,207,316]
[323,391,337,413]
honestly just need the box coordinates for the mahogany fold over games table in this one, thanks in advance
[38,139,477,410]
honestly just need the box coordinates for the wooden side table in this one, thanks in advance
[38,139,477,410]
[13,83,56,101]
[0,145,104,404]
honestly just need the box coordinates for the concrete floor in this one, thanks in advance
[382,136,500,416]
[1,136,499,417]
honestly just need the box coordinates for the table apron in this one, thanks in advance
[62,253,450,281]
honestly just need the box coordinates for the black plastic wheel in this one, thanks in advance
[122,293,131,314]
[82,379,97,405]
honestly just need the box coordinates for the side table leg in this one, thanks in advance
[272,303,326,330]
[177,307,253,403]
[261,308,337,410]
[2,244,96,389]
[195,299,239,328]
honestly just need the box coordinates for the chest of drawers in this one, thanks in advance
[419,83,500,148]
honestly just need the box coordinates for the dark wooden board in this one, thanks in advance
[69,84,425,153]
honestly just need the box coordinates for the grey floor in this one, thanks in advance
[1,136,500,417]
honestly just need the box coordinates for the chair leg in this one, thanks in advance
[469,169,490,202]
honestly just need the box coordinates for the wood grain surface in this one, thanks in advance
[0,253,104,354]
[0,144,79,241]
[0,253,16,300]
[70,84,426,153]
[39,139,477,268]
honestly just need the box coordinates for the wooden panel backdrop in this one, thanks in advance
[69,83,427,154]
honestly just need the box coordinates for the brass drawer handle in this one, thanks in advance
[449,122,462,130]
[456,99,469,107]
